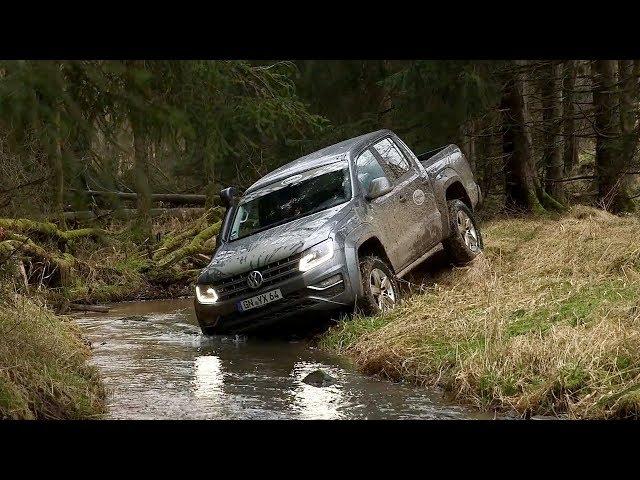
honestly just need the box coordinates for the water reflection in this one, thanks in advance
[193,355,224,399]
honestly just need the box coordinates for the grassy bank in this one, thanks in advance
[320,206,640,419]
[0,293,105,419]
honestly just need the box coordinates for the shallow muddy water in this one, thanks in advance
[76,299,489,420]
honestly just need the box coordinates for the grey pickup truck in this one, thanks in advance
[195,129,483,334]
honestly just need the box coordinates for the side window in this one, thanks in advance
[230,204,259,240]
[356,149,388,194]
[373,138,411,179]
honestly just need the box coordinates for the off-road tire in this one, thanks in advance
[357,255,400,315]
[442,199,483,265]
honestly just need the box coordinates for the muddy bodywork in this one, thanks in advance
[195,129,480,334]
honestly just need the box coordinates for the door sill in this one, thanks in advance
[397,243,443,278]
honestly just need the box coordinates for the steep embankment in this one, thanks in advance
[320,206,640,419]
[0,294,105,419]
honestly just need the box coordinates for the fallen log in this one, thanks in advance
[77,189,210,205]
[0,218,108,244]
[68,303,110,313]
[63,208,206,222]
[195,253,211,263]
[152,208,223,261]
[0,235,76,286]
[153,220,222,269]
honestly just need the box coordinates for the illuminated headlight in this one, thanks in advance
[196,285,219,304]
[299,239,334,272]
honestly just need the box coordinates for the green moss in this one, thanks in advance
[113,255,149,274]
[616,355,634,371]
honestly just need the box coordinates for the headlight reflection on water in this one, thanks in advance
[192,355,224,399]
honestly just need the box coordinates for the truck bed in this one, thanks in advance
[417,144,482,208]
[417,144,461,172]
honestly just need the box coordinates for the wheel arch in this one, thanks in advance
[444,180,473,210]
[344,227,395,299]
[356,236,394,269]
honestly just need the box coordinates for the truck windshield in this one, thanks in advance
[229,164,351,241]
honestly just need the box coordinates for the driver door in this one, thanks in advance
[355,148,404,270]
[371,137,436,270]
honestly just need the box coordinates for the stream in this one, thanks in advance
[76,298,490,420]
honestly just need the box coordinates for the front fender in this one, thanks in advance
[342,223,379,298]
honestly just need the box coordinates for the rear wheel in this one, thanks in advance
[443,199,483,265]
[357,255,400,315]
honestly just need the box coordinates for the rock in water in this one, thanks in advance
[302,370,336,387]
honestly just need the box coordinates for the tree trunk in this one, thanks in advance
[462,120,477,173]
[619,60,636,162]
[476,117,493,197]
[562,60,579,175]
[52,112,66,228]
[131,121,153,240]
[74,190,207,205]
[501,62,545,213]
[593,60,632,212]
[541,61,564,201]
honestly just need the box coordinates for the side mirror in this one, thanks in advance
[219,186,239,208]
[366,177,393,200]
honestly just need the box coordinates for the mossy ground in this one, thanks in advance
[319,206,640,419]
[0,208,222,307]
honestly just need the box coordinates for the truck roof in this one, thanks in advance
[244,129,391,194]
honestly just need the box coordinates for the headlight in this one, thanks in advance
[196,284,219,304]
[299,239,334,272]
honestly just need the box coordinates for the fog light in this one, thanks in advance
[308,274,343,291]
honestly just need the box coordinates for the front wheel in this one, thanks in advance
[442,199,483,265]
[357,255,400,315]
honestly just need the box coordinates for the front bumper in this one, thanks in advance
[194,252,356,334]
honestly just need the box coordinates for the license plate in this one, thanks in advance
[237,289,283,312]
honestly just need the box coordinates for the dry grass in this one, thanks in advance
[0,292,106,419]
[320,206,640,418]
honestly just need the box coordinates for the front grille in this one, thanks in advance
[213,252,303,301]
[222,290,312,324]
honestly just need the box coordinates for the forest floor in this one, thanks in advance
[319,206,640,419]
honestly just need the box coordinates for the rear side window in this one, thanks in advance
[373,138,411,179]
[356,149,388,194]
